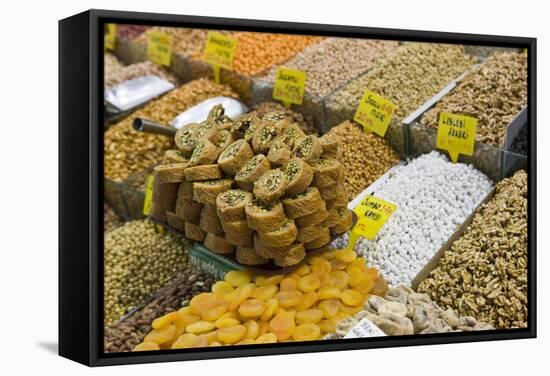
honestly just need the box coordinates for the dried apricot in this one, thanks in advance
[364,267,379,280]
[312,272,330,287]
[202,301,229,321]
[236,339,256,345]
[296,309,324,324]
[186,320,216,334]
[215,317,241,328]
[306,255,326,265]
[347,258,367,272]
[280,277,298,291]
[250,285,278,300]
[255,275,284,286]
[209,341,222,347]
[329,271,349,290]
[256,333,278,343]
[294,263,311,276]
[355,279,375,294]
[239,298,266,317]
[227,284,254,310]
[311,259,332,274]
[144,324,177,345]
[217,325,247,344]
[190,293,219,315]
[244,320,260,339]
[177,306,192,316]
[334,249,357,263]
[297,275,321,293]
[341,289,362,306]
[269,312,295,341]
[293,323,321,341]
[330,258,348,270]
[296,291,318,311]
[260,298,279,322]
[322,249,337,260]
[340,304,363,315]
[212,281,234,297]
[318,319,337,333]
[152,311,178,330]
[206,330,218,343]
[194,335,209,348]
[171,333,197,349]
[258,320,269,336]
[275,290,303,308]
[318,286,342,300]
[133,342,160,351]
[224,270,252,287]
[371,276,389,296]
[318,299,340,318]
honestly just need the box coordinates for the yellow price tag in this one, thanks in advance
[436,112,477,163]
[204,32,237,83]
[104,23,116,51]
[147,31,172,66]
[354,90,396,137]
[353,195,397,240]
[273,67,306,108]
[143,175,155,216]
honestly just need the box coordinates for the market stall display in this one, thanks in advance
[333,151,493,287]
[105,52,124,76]
[417,170,527,329]
[132,247,388,350]
[116,24,149,40]
[104,202,123,233]
[104,220,189,327]
[104,267,214,353]
[249,101,317,136]
[326,285,493,338]
[150,105,353,269]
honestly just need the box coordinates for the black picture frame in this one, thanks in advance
[59,9,537,367]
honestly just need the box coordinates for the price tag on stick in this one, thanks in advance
[104,23,116,51]
[273,67,306,108]
[204,32,237,84]
[436,112,477,163]
[147,31,172,66]
[354,90,396,137]
[143,175,155,216]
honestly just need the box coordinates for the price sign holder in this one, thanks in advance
[203,32,237,84]
[436,112,477,163]
[147,31,172,66]
[354,90,396,137]
[104,23,116,51]
[273,67,306,108]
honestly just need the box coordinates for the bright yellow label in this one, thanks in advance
[273,67,307,107]
[104,23,116,51]
[143,175,155,216]
[353,195,397,241]
[436,112,477,163]
[354,90,396,137]
[147,31,172,66]
[204,32,237,70]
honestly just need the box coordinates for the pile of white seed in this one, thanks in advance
[333,151,492,287]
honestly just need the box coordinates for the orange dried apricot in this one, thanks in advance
[296,291,318,311]
[227,284,254,311]
[212,281,234,297]
[217,324,247,344]
[340,304,363,315]
[133,342,160,351]
[294,263,311,276]
[275,290,303,308]
[330,258,348,270]
[297,275,321,293]
[296,309,324,324]
[190,293,219,315]
[143,324,177,345]
[260,298,279,322]
[334,249,357,263]
[318,286,342,300]
[250,285,278,300]
[255,275,284,286]
[225,270,252,287]
[318,299,340,318]
[239,298,266,318]
[152,311,178,330]
[171,333,197,349]
[244,320,260,339]
[280,277,298,291]
[329,271,349,290]
[341,289,362,306]
[194,334,209,348]
[269,312,295,341]
[293,323,321,341]
[202,301,229,321]
[258,320,269,336]
[256,333,278,343]
[311,259,332,274]
[371,276,389,296]
[186,320,216,334]
[318,319,337,333]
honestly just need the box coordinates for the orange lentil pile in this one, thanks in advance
[231,32,324,76]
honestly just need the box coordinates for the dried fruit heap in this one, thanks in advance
[150,105,353,267]
[133,248,389,350]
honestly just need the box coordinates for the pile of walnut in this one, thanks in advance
[325,285,493,339]
[150,105,352,267]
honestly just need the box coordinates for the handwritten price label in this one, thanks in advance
[147,31,172,66]
[436,112,477,163]
[143,175,155,216]
[354,90,396,137]
[353,195,397,240]
[344,317,387,338]
[273,67,306,107]
[104,23,116,51]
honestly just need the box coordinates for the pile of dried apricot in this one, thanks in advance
[133,248,388,351]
